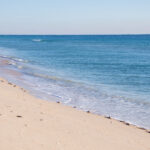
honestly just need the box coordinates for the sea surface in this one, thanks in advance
[0,35,150,129]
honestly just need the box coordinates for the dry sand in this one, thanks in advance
[0,77,150,150]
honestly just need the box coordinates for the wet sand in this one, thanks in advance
[0,77,150,150]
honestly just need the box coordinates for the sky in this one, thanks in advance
[0,0,150,35]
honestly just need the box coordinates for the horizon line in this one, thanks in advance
[0,33,150,36]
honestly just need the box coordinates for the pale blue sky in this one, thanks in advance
[0,0,150,34]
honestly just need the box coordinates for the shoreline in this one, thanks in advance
[0,77,150,150]
[2,77,150,132]
[0,54,150,130]
[0,56,150,130]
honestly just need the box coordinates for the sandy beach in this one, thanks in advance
[0,77,150,150]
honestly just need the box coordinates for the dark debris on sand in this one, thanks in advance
[16,115,22,118]
[105,116,111,119]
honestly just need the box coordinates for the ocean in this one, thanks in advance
[0,35,150,129]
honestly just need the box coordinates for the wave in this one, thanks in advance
[32,39,42,42]
[24,71,150,107]
[26,72,86,86]
[31,39,66,43]
[13,58,28,63]
[0,55,28,63]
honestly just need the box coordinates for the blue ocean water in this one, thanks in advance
[0,35,150,128]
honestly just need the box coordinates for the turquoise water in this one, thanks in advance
[0,35,150,128]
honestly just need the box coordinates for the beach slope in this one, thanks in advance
[0,78,150,150]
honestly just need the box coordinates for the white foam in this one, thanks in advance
[32,39,42,42]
